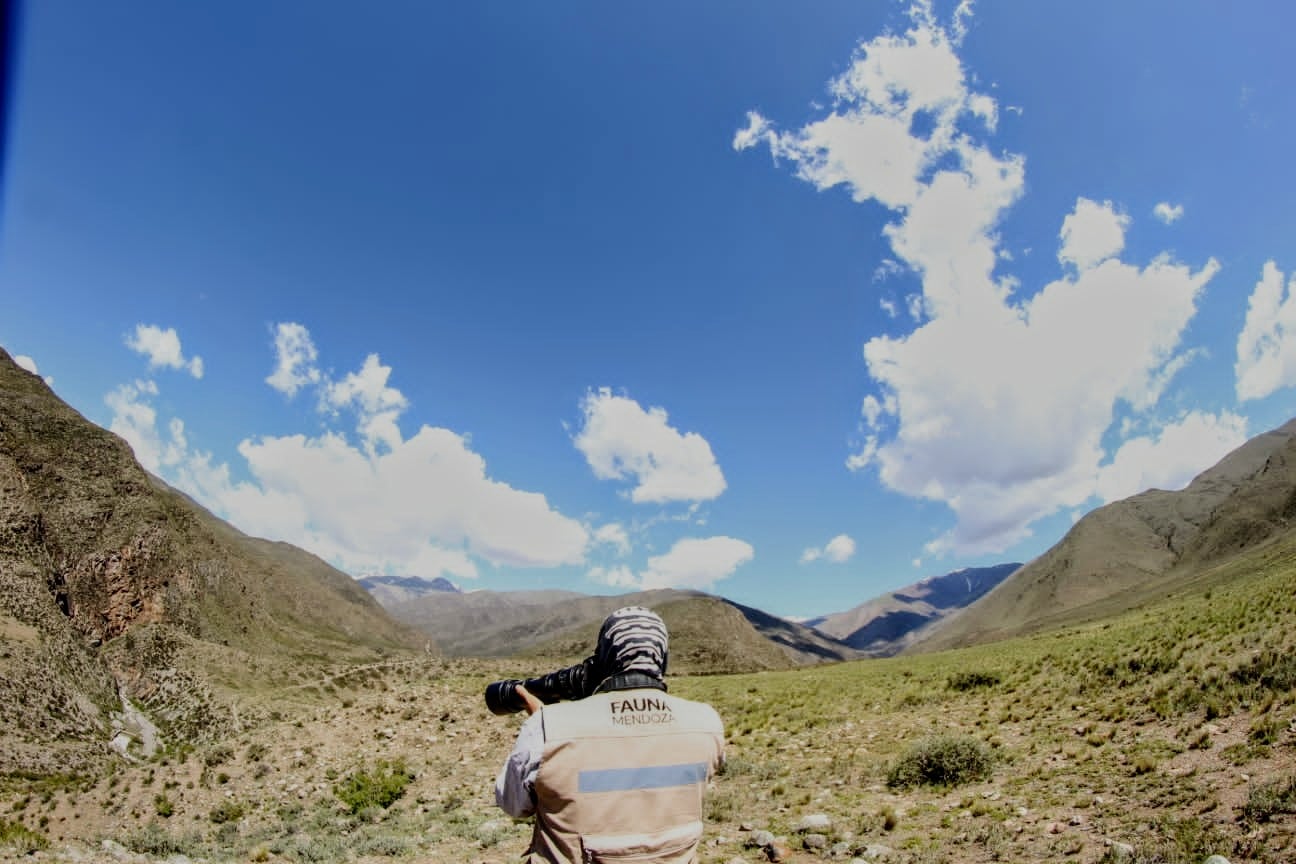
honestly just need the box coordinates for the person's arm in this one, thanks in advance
[494,685,545,818]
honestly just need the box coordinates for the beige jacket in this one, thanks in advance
[527,688,725,864]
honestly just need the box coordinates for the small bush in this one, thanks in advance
[121,823,194,856]
[153,793,174,818]
[203,743,234,767]
[947,671,1001,691]
[1249,715,1285,745]
[1241,774,1296,824]
[0,819,49,854]
[333,759,414,814]
[209,799,246,824]
[886,735,995,789]
[1230,650,1296,692]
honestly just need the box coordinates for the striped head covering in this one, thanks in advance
[594,606,669,680]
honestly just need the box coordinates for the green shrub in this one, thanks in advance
[947,671,1001,691]
[154,793,174,818]
[886,735,995,789]
[209,799,246,824]
[1229,649,1296,692]
[333,759,414,814]
[1241,774,1296,824]
[203,743,234,767]
[121,823,196,856]
[0,819,48,854]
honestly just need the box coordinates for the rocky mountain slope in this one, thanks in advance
[807,563,1020,655]
[914,417,1296,652]
[0,347,419,773]
[375,585,859,669]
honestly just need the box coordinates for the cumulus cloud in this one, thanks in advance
[106,326,589,581]
[266,323,321,397]
[738,1,1225,556]
[1236,261,1296,402]
[638,537,754,591]
[1059,199,1129,271]
[592,523,632,556]
[585,537,753,591]
[1153,202,1184,224]
[587,565,637,588]
[105,379,189,473]
[125,324,204,378]
[801,533,857,564]
[13,354,54,386]
[1095,411,1248,503]
[574,389,727,504]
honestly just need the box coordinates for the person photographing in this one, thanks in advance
[492,607,725,864]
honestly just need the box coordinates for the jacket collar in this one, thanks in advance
[593,671,667,695]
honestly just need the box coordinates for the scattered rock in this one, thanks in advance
[1047,821,1063,834]
[803,832,828,850]
[740,821,755,832]
[1105,839,1134,861]
[830,841,853,858]
[1203,857,1231,864]
[858,844,894,861]
[766,841,794,862]
[794,813,832,832]
[748,830,776,848]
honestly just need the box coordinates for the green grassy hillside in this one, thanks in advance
[3,529,1292,862]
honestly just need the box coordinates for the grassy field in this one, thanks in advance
[1,540,1294,863]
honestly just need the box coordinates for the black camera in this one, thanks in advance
[484,656,600,715]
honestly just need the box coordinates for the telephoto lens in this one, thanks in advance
[484,679,526,716]
[483,658,598,715]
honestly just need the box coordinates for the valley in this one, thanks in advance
[2,535,1293,863]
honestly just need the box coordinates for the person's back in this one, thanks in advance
[495,607,725,864]
[530,685,723,863]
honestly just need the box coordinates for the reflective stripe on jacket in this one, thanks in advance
[527,688,724,864]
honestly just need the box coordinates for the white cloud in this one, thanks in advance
[638,536,754,591]
[873,259,905,283]
[587,565,637,588]
[106,328,589,582]
[1153,202,1184,224]
[1095,411,1248,503]
[801,533,856,564]
[587,537,753,591]
[732,111,772,152]
[323,353,408,454]
[105,380,177,473]
[13,354,54,386]
[574,389,726,504]
[739,2,1224,557]
[125,324,204,378]
[1236,261,1296,402]
[592,523,631,556]
[1059,198,1129,271]
[266,322,321,397]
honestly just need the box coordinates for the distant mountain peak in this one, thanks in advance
[810,562,1021,656]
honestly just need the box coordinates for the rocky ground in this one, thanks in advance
[0,644,1291,864]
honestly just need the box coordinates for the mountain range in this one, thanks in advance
[806,562,1020,655]
[6,339,1296,775]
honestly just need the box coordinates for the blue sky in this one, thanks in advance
[3,1,1295,619]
